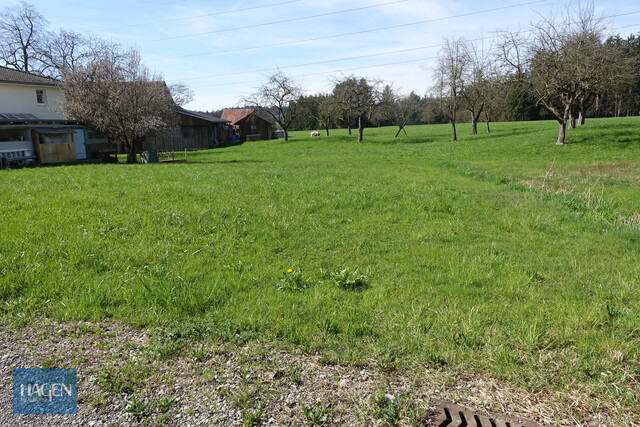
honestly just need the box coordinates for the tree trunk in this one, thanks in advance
[394,126,403,138]
[347,125,352,135]
[451,121,457,141]
[126,146,137,164]
[470,113,478,135]
[556,121,566,145]
[283,129,289,141]
[357,115,364,142]
[485,120,490,133]
[324,124,330,137]
[556,106,569,145]
[578,110,585,126]
[568,111,576,129]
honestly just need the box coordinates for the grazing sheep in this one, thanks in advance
[310,131,320,137]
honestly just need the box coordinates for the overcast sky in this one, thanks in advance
[10,0,640,111]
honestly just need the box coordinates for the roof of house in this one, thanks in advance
[0,112,82,126]
[221,108,275,125]
[0,66,59,87]
[176,107,229,124]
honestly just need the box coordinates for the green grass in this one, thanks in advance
[2,117,640,414]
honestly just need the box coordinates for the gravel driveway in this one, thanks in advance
[0,320,633,426]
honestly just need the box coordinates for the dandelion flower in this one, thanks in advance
[287,269,293,273]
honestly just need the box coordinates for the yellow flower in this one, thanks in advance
[287,269,293,273]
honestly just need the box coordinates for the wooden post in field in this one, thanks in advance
[185,148,187,161]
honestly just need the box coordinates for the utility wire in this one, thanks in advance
[99,0,303,31]
[179,44,443,81]
[169,11,640,83]
[184,22,640,90]
[161,0,550,58]
[188,57,437,89]
[141,0,408,43]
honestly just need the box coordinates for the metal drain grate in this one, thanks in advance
[435,401,542,427]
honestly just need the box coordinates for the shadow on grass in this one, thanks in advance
[185,159,267,164]
[565,126,640,147]
[0,159,107,171]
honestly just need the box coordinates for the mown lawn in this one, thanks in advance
[2,117,639,414]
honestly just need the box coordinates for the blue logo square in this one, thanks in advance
[13,368,77,414]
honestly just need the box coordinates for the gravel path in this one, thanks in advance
[0,320,634,426]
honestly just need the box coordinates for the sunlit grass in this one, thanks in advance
[1,117,640,413]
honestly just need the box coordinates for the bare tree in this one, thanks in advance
[461,39,495,135]
[481,75,506,133]
[331,75,383,142]
[377,87,422,138]
[0,1,48,74]
[242,70,302,141]
[317,95,334,136]
[434,37,469,141]
[528,2,622,144]
[299,94,334,136]
[61,48,189,163]
[496,30,530,81]
[39,29,87,78]
[39,31,120,79]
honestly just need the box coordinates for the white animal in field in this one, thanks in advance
[310,131,320,137]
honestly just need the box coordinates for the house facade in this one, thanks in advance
[0,66,109,165]
[1,66,235,165]
[221,108,274,142]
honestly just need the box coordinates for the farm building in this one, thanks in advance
[221,108,274,142]
[146,107,231,153]
[0,66,110,164]
[0,67,229,164]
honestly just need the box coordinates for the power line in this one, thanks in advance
[184,22,640,90]
[160,0,550,59]
[176,34,496,84]
[179,44,444,81]
[140,0,408,43]
[98,0,304,32]
[168,9,640,81]
[188,56,437,89]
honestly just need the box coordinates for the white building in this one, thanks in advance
[0,66,108,164]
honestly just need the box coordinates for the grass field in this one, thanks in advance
[2,118,640,418]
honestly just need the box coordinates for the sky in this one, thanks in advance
[7,0,640,111]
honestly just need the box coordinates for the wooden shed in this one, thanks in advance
[147,107,230,153]
[221,109,274,142]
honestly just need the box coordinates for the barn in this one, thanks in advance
[146,107,231,153]
[221,108,274,142]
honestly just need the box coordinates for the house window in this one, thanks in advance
[250,125,257,133]
[36,89,47,105]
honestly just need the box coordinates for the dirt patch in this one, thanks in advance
[1,320,635,426]
[561,162,640,180]
[519,179,571,195]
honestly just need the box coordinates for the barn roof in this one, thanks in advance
[0,66,59,87]
[176,107,229,124]
[221,108,275,125]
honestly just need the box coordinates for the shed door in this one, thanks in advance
[73,129,87,160]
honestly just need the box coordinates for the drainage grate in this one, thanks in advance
[435,401,542,427]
